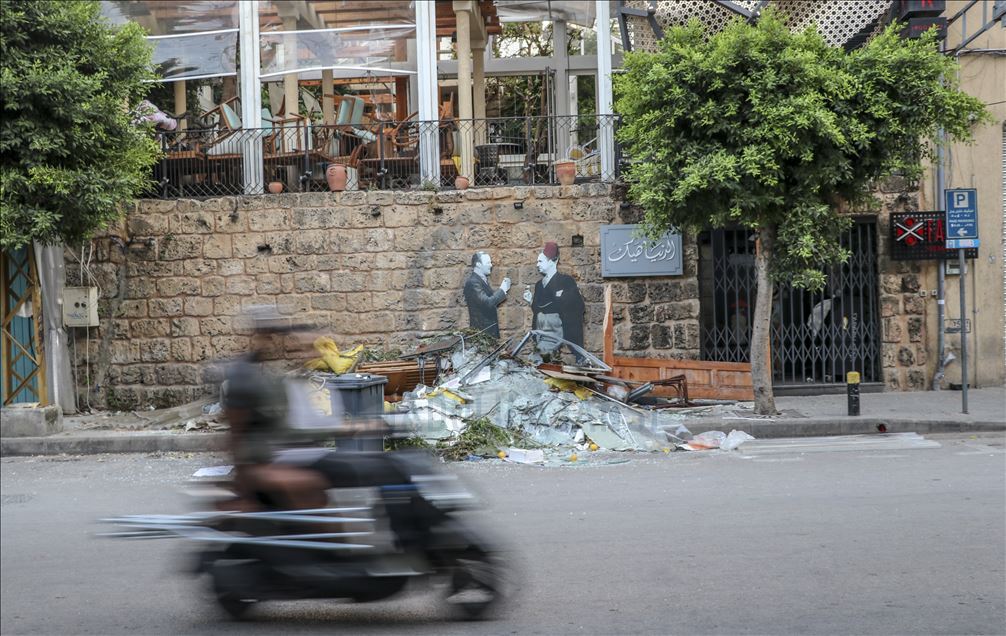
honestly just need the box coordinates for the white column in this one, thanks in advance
[472,45,487,145]
[239,0,263,193]
[552,20,571,159]
[595,0,615,181]
[282,17,299,119]
[415,0,440,185]
[173,80,187,129]
[455,7,474,181]
[321,69,335,125]
[568,73,579,146]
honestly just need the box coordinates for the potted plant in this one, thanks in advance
[455,175,470,190]
[554,160,576,186]
[267,181,284,194]
[326,163,348,191]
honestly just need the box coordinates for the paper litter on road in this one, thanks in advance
[192,465,233,477]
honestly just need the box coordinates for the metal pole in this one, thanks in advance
[958,248,968,413]
[934,133,947,390]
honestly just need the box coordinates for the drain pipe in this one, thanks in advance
[933,136,947,390]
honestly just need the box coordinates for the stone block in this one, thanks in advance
[200,316,231,336]
[382,207,419,228]
[131,319,170,338]
[628,304,653,324]
[0,405,62,437]
[345,292,373,312]
[169,211,214,234]
[214,208,247,233]
[882,317,903,343]
[907,316,924,342]
[897,346,915,367]
[203,235,232,259]
[394,191,434,205]
[191,337,213,362]
[170,338,193,362]
[148,298,183,318]
[900,274,920,294]
[217,259,244,276]
[881,295,900,317]
[267,254,317,273]
[139,338,171,362]
[214,296,243,316]
[128,214,168,236]
[185,297,213,317]
[330,272,367,292]
[650,324,672,349]
[225,276,257,296]
[180,259,217,276]
[157,277,200,297]
[155,364,201,385]
[248,209,290,231]
[903,295,924,315]
[160,235,203,260]
[907,369,926,390]
[117,300,147,318]
[170,317,200,337]
[294,271,330,293]
[126,277,158,300]
[292,208,334,229]
[311,293,345,311]
[295,232,328,255]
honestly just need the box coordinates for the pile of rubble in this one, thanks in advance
[368,330,733,458]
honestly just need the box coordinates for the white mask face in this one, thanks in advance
[537,253,556,277]
[476,253,492,276]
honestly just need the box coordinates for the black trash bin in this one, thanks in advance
[324,373,387,451]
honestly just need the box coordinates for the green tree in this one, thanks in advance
[615,13,987,414]
[0,0,159,250]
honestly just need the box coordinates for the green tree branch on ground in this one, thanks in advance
[0,0,159,250]
[615,12,988,414]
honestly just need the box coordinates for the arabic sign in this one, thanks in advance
[600,224,683,277]
[944,318,971,334]
[890,212,977,260]
[945,188,979,249]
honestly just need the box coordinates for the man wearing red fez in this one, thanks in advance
[522,241,585,357]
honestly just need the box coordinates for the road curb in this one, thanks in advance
[1,419,1002,457]
[0,432,228,457]
[683,418,1005,438]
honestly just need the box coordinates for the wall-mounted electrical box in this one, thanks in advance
[63,286,99,327]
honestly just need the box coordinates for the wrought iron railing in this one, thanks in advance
[144,114,621,199]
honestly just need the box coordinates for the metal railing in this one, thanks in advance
[144,114,620,199]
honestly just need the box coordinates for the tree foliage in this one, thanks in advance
[614,12,988,289]
[0,0,159,250]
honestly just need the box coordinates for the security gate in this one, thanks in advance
[698,219,880,385]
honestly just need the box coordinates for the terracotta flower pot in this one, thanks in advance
[555,161,576,186]
[455,175,470,190]
[326,163,348,192]
[267,181,284,194]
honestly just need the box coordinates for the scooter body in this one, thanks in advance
[104,449,504,620]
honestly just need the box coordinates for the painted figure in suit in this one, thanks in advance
[463,251,511,339]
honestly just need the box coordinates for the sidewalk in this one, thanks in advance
[1,388,1002,457]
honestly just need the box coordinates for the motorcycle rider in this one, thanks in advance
[221,305,330,510]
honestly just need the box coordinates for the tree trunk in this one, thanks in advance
[750,225,777,415]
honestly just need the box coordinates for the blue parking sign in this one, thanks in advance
[945,188,979,249]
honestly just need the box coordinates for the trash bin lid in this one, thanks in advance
[323,373,388,389]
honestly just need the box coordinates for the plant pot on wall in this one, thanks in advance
[267,181,284,194]
[555,161,576,186]
[455,175,469,190]
[326,163,348,191]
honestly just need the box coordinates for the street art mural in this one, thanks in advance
[462,251,511,339]
[523,242,585,358]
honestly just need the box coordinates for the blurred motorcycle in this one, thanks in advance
[102,447,506,620]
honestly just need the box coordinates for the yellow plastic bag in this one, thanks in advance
[307,338,365,374]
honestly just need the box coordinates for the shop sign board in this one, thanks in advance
[890,211,976,260]
[600,224,683,277]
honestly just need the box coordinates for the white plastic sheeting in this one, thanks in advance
[259,25,416,79]
[33,242,75,414]
[100,0,240,81]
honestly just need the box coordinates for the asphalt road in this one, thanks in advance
[2,433,1004,635]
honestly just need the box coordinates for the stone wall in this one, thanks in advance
[69,185,701,409]
[874,181,932,391]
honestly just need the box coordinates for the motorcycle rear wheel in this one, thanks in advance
[210,561,260,619]
[446,552,504,620]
